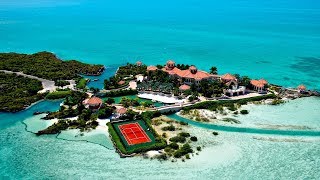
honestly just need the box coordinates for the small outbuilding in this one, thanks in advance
[83,96,103,110]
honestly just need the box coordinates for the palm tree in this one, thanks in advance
[209,66,218,75]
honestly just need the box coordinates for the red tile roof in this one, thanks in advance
[259,79,268,84]
[117,107,127,114]
[221,73,236,81]
[136,61,142,66]
[87,97,102,106]
[147,66,158,71]
[298,85,306,90]
[162,66,211,80]
[250,79,268,88]
[179,84,190,91]
[118,80,125,85]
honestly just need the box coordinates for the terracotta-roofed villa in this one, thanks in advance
[221,73,245,96]
[298,84,307,93]
[147,65,158,71]
[161,61,218,85]
[250,79,268,92]
[83,96,103,110]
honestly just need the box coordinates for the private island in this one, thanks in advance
[1,52,318,161]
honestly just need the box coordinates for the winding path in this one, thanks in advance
[0,70,75,93]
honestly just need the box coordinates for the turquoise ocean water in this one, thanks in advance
[0,0,320,179]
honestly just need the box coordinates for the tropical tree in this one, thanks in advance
[209,66,218,75]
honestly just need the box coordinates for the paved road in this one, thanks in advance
[1,70,56,93]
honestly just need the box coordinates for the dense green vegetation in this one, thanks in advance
[169,135,187,143]
[173,143,193,158]
[55,80,70,87]
[36,119,99,135]
[104,63,144,90]
[43,91,88,120]
[39,92,114,135]
[104,77,130,90]
[117,63,147,76]
[0,72,45,112]
[45,90,72,100]
[120,97,140,107]
[76,78,88,90]
[0,52,104,81]
[104,97,115,105]
[161,124,176,131]
[97,106,115,119]
[100,89,138,97]
[183,94,277,111]
[271,98,286,105]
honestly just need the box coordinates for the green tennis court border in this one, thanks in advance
[112,120,156,151]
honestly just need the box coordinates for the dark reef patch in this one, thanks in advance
[283,77,290,81]
[290,57,320,77]
[256,60,271,64]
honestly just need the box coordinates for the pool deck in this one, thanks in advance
[137,93,185,104]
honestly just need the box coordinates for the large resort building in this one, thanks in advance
[148,60,220,85]
[144,60,269,97]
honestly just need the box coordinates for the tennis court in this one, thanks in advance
[119,122,151,145]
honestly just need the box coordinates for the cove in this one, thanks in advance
[167,114,320,137]
[0,100,62,129]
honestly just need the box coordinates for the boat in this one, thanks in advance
[93,79,99,81]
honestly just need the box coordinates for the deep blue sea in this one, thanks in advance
[0,0,320,179]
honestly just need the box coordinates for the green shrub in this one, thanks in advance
[212,131,219,136]
[185,154,190,159]
[168,142,179,150]
[179,132,190,137]
[240,109,249,114]
[105,98,115,105]
[156,154,168,161]
[196,146,201,151]
[173,143,193,158]
[190,136,198,141]
[55,80,70,87]
[179,121,188,126]
[161,125,176,131]
[169,136,186,143]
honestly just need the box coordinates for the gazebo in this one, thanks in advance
[179,84,190,93]
[297,85,306,93]
[250,79,268,92]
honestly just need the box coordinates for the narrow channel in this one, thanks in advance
[168,114,320,137]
